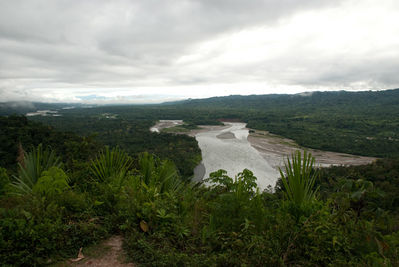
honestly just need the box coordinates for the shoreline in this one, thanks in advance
[247,129,377,169]
[150,121,377,181]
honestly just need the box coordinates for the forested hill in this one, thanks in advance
[164,89,399,158]
[0,102,91,116]
[171,89,399,111]
[0,115,101,170]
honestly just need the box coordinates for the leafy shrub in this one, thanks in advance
[0,167,10,196]
[11,144,62,195]
[0,198,107,266]
[90,146,132,184]
[204,169,264,233]
[32,166,70,198]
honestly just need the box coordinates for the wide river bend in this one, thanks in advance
[193,122,279,190]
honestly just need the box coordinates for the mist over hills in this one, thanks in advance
[0,102,93,116]
[1,88,398,115]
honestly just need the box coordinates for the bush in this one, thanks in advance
[0,199,107,266]
[0,167,10,196]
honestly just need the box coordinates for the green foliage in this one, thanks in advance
[90,146,132,184]
[279,150,319,207]
[205,169,263,233]
[2,105,399,265]
[2,148,398,266]
[319,158,399,214]
[32,167,70,198]
[0,167,10,196]
[0,203,107,266]
[32,114,202,179]
[174,89,399,158]
[117,153,185,233]
[11,144,62,195]
[120,155,399,266]
[0,115,101,171]
[138,152,182,194]
[86,147,134,221]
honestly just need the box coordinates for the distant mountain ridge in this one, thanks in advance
[2,89,398,114]
[163,89,399,110]
[157,88,399,158]
[0,102,91,116]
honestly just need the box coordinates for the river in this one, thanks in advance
[151,120,375,190]
[193,122,279,190]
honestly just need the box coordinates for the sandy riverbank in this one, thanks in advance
[185,125,230,137]
[248,129,376,169]
[185,124,376,170]
[151,121,377,172]
[150,120,183,132]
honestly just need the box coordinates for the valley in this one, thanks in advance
[1,89,399,266]
[153,120,376,189]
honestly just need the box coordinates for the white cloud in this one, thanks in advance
[0,0,398,103]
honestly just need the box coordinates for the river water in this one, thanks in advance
[193,122,279,190]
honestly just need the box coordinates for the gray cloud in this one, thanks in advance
[0,0,398,102]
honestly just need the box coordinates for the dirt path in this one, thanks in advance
[65,236,134,267]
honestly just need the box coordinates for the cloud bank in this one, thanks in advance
[1,0,398,103]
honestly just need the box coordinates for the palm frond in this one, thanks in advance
[279,150,319,206]
[89,146,132,183]
[11,144,61,195]
[138,152,182,194]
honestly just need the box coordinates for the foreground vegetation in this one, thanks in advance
[1,140,399,265]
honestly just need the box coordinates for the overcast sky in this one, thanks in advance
[1,0,398,103]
